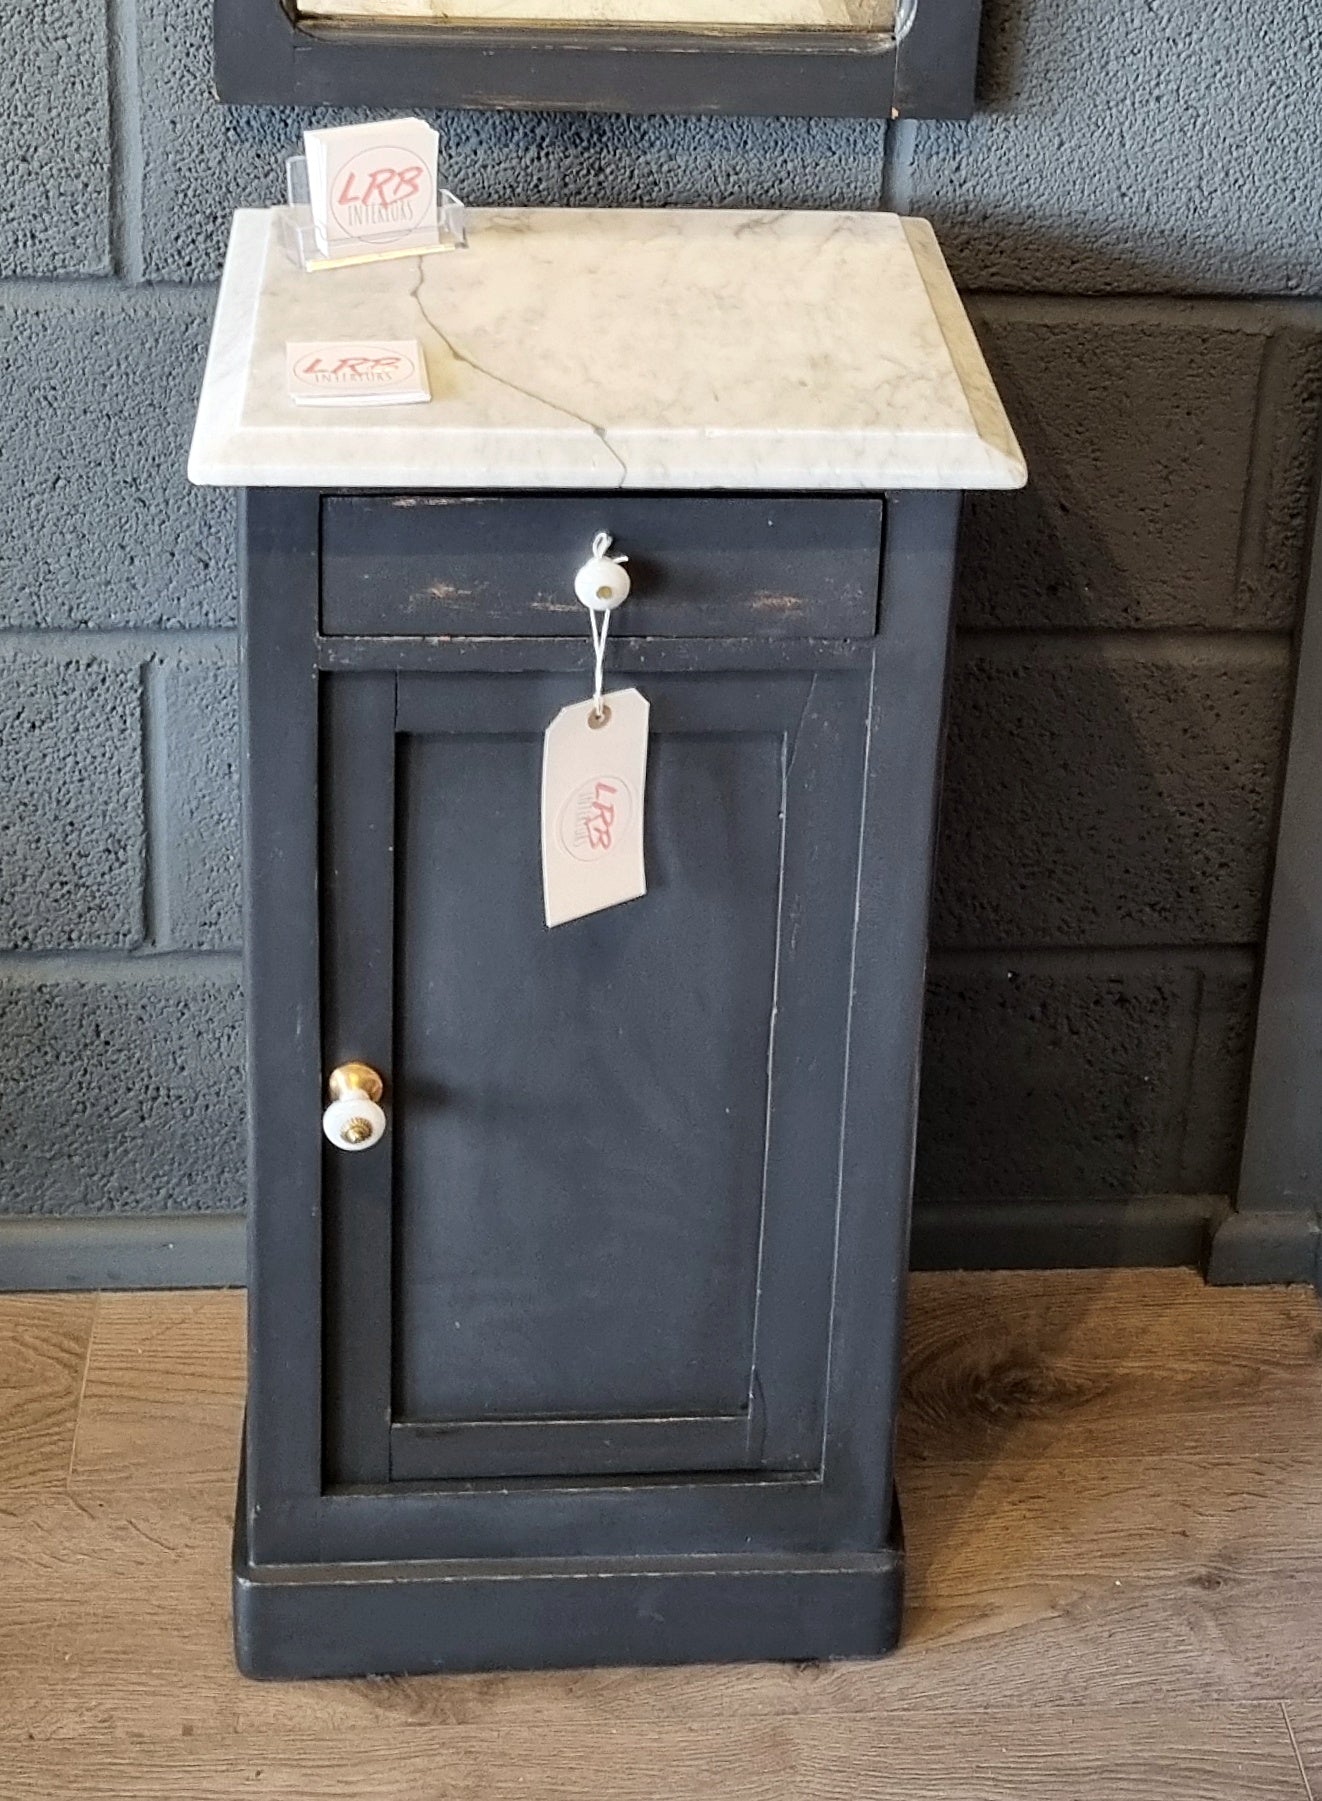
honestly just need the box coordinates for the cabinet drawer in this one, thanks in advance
[320,495,883,638]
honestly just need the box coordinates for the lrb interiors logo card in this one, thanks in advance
[286,341,431,407]
[303,118,440,261]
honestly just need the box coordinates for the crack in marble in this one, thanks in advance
[409,266,628,487]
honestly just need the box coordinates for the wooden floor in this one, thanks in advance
[3,1270,1321,1798]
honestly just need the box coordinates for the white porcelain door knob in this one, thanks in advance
[322,1062,387,1151]
[574,549,631,610]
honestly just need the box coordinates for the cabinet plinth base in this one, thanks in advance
[232,1483,904,1680]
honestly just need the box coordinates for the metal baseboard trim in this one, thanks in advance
[0,1214,247,1292]
[1205,1207,1322,1288]
[10,1197,1311,1292]
[910,1195,1228,1273]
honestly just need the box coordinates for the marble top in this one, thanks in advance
[189,207,1025,492]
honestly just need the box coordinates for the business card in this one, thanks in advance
[303,118,440,262]
[286,340,431,407]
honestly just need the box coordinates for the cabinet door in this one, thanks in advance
[321,666,869,1485]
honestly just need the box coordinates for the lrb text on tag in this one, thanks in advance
[541,688,649,929]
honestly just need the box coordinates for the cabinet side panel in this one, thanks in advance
[823,489,962,1542]
[240,489,326,1562]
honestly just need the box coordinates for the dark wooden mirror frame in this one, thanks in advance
[213,0,983,117]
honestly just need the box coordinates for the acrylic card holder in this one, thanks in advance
[278,157,467,273]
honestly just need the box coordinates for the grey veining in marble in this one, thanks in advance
[189,207,1026,492]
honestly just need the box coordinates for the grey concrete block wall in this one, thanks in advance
[916,260,1321,1222]
[894,0,1322,296]
[0,0,1319,1263]
[0,0,111,276]
[932,638,1293,948]
[957,304,1322,631]
[0,653,144,951]
[0,971,244,1216]
[0,291,233,629]
[916,951,1255,1202]
[161,657,241,951]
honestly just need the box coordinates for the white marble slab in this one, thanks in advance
[296,0,892,26]
[189,207,1026,492]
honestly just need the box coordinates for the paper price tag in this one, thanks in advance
[541,688,649,929]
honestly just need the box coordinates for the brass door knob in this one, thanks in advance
[322,1062,387,1152]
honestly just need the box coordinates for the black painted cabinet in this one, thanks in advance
[235,485,962,1679]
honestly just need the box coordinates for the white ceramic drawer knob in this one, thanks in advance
[574,535,631,610]
[322,1062,387,1151]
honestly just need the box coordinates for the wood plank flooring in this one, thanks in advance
[2,1269,1319,1798]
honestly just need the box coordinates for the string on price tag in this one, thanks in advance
[540,534,650,929]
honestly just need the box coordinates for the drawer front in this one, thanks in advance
[320,494,883,639]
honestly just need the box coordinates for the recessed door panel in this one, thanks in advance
[393,726,782,1426]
